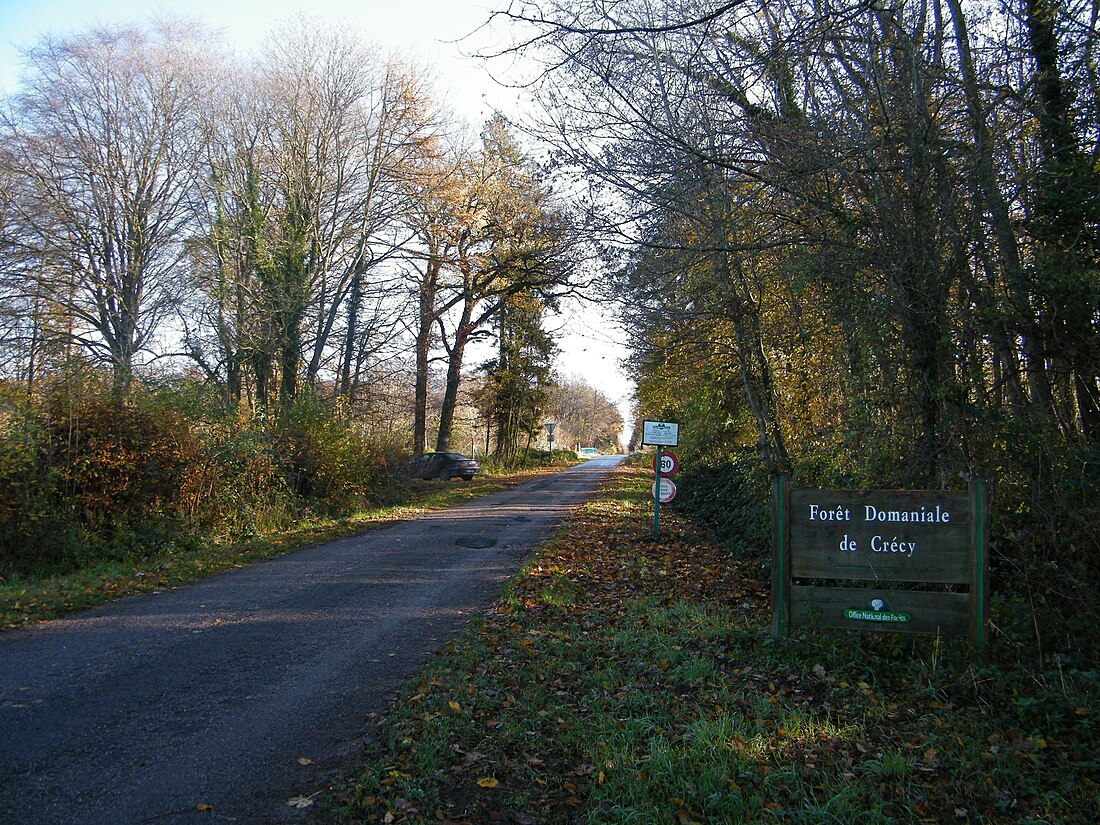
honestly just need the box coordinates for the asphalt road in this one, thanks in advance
[0,456,625,825]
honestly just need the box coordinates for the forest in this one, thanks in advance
[495,0,1099,660]
[1,0,1098,668]
[0,18,621,578]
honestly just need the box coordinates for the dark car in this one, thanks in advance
[410,451,480,481]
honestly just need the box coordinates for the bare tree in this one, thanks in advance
[2,21,212,397]
[185,23,444,414]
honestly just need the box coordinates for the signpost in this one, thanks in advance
[544,422,555,460]
[642,421,680,535]
[772,478,990,655]
[642,420,679,446]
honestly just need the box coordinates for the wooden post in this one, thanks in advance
[969,478,989,657]
[772,475,791,638]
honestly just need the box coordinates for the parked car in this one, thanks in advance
[410,451,480,481]
[577,447,600,457]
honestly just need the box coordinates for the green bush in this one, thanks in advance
[0,415,79,573]
[675,449,771,556]
[274,394,408,514]
[178,427,297,541]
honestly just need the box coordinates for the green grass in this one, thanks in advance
[329,464,1100,824]
[0,470,546,630]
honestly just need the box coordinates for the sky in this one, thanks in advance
[0,0,636,443]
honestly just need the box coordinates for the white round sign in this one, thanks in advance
[651,478,677,503]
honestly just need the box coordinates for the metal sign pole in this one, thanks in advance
[653,445,662,535]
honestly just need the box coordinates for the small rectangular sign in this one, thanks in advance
[642,420,679,446]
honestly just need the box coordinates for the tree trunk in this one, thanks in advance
[412,258,440,457]
[945,0,1055,428]
[435,302,474,453]
[338,270,363,398]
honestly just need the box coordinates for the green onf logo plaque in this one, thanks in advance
[843,599,911,624]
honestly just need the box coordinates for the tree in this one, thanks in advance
[434,117,575,453]
[479,290,556,462]
[2,21,211,397]
[185,23,442,415]
[501,0,1099,476]
[406,116,576,455]
[548,374,623,452]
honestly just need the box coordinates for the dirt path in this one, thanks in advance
[0,457,625,825]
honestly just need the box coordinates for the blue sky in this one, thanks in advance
[0,0,517,116]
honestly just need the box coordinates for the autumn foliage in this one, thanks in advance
[0,375,407,576]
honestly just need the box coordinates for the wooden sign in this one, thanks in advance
[772,478,989,653]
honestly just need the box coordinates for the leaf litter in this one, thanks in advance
[329,463,1099,824]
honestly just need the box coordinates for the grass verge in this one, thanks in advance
[329,463,1098,824]
[0,467,559,630]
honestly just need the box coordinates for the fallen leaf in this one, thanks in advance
[297,757,313,766]
[287,795,316,809]
[195,803,212,812]
[477,776,500,788]
[463,750,484,765]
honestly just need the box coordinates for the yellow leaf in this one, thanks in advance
[477,777,500,788]
[448,700,462,713]
[195,803,213,812]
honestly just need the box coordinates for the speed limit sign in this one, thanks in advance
[653,449,678,476]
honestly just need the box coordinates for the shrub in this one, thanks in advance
[0,415,79,572]
[274,394,408,515]
[177,427,298,541]
[46,391,198,532]
[675,449,771,556]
